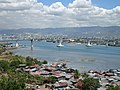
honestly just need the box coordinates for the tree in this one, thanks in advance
[43,60,48,64]
[0,60,9,72]
[47,76,58,84]
[26,56,33,66]
[0,76,26,90]
[74,69,80,79]
[35,76,46,84]
[107,85,120,90]
[33,58,42,65]
[10,60,21,70]
[81,77,100,90]
[82,73,89,78]
[0,76,8,90]
[9,52,13,55]
[0,48,5,55]
[5,51,13,55]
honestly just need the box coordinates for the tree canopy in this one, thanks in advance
[107,85,120,90]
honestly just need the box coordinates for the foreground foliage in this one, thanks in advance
[0,76,26,90]
[0,52,48,90]
[107,85,120,90]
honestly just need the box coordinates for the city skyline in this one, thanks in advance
[0,0,120,29]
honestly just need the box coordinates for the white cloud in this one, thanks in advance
[47,2,66,16]
[0,0,120,29]
[68,0,92,8]
[0,0,38,11]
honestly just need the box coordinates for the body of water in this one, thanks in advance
[11,41,120,72]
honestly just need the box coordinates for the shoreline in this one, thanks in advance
[0,49,120,90]
[10,44,120,73]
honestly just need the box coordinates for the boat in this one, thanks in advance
[86,41,93,47]
[76,43,81,45]
[15,41,19,47]
[57,40,64,47]
[106,43,109,47]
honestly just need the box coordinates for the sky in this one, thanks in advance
[39,0,120,9]
[0,0,120,29]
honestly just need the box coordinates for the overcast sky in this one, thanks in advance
[0,0,120,29]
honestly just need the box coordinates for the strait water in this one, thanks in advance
[11,41,120,72]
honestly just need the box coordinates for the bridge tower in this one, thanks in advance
[31,39,34,48]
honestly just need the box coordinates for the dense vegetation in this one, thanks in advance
[76,75,100,90]
[107,85,120,90]
[0,76,26,90]
[82,77,100,90]
[0,51,50,90]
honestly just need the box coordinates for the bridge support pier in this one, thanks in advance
[31,39,34,50]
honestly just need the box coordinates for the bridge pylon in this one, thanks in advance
[31,39,34,48]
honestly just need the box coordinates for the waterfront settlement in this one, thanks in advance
[0,48,120,90]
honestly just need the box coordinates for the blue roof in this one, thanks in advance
[58,88,63,90]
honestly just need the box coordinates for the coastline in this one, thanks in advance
[0,49,120,90]
[10,42,120,73]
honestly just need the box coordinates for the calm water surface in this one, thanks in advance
[11,41,120,72]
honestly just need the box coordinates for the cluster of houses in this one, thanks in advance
[19,62,120,90]
[87,69,120,90]
[22,62,82,90]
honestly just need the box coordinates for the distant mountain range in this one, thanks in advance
[0,26,120,38]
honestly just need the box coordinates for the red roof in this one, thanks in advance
[54,82,68,88]
[27,65,38,69]
[74,80,84,88]
[51,71,61,75]
[113,81,120,85]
